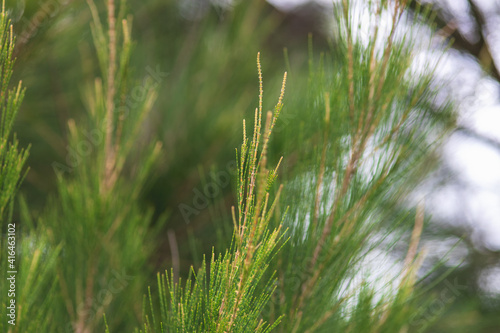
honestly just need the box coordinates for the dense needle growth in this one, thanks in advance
[0,0,458,332]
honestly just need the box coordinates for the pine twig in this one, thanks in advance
[103,0,117,192]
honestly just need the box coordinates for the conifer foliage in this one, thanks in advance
[1,0,456,332]
[39,0,163,331]
[139,55,288,333]
[0,3,27,220]
[0,2,60,332]
[266,1,454,331]
[141,0,453,331]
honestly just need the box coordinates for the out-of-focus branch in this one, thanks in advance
[456,125,500,152]
[466,0,500,80]
[408,0,500,81]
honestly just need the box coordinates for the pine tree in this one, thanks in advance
[139,54,288,333]
[2,0,457,332]
[38,0,163,331]
[141,1,454,332]
[0,2,58,332]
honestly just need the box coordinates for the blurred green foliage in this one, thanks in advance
[2,0,498,332]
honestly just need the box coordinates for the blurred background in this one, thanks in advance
[5,0,500,331]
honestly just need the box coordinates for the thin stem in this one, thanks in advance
[104,0,117,191]
[312,93,331,234]
[403,201,425,271]
[343,0,355,125]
